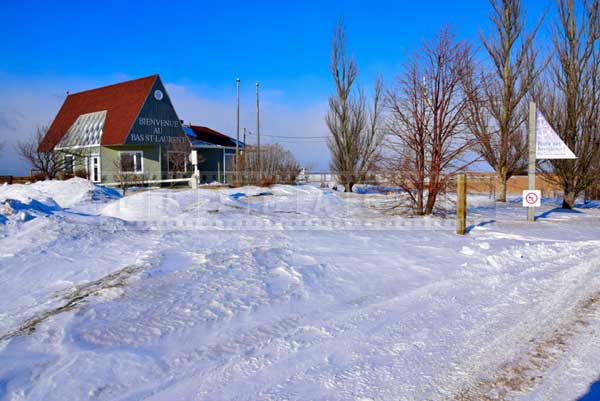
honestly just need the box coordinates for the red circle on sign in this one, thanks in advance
[525,193,538,204]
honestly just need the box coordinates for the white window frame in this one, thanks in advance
[64,154,75,174]
[88,154,101,182]
[167,151,188,173]
[119,151,144,174]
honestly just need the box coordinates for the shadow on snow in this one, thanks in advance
[576,376,600,401]
[536,207,583,221]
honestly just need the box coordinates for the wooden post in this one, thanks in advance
[456,173,467,235]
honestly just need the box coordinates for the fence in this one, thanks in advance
[299,172,565,199]
[0,175,45,185]
[0,170,581,202]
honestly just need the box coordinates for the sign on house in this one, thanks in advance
[126,81,187,146]
[129,118,187,145]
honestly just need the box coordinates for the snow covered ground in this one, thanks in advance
[1,178,600,401]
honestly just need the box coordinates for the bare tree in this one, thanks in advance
[242,144,301,185]
[533,0,600,209]
[384,28,476,215]
[463,0,544,202]
[166,139,193,183]
[17,125,76,179]
[326,20,384,192]
[112,157,148,196]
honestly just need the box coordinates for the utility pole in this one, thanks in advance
[243,127,247,177]
[236,78,240,181]
[256,82,261,179]
[528,102,536,222]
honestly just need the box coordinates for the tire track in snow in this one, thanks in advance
[117,234,594,400]
[0,262,151,342]
[126,269,458,401]
[453,289,600,401]
[448,242,600,401]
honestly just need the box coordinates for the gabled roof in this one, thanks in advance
[187,125,244,148]
[39,75,158,151]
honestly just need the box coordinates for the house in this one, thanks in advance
[39,74,190,184]
[183,125,244,184]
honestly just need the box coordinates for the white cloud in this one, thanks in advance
[0,82,64,175]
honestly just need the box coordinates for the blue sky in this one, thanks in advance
[1,0,551,174]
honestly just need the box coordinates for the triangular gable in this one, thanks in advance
[124,77,188,147]
[39,75,158,151]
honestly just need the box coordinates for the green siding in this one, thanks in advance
[197,148,224,183]
[101,145,162,183]
[56,147,100,177]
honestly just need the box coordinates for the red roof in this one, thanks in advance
[189,125,240,147]
[190,125,231,139]
[39,75,158,151]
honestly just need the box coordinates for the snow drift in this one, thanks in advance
[0,178,121,224]
[0,180,600,401]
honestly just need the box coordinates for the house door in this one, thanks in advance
[89,155,101,182]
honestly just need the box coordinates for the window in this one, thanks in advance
[119,151,143,173]
[89,155,100,182]
[64,155,74,174]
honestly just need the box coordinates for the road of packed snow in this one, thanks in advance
[1,178,600,401]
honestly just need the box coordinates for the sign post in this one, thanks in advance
[527,102,536,222]
[526,102,577,221]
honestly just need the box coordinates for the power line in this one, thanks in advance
[248,137,328,144]
[244,130,328,140]
[264,138,328,143]
[247,137,328,144]
[263,134,328,139]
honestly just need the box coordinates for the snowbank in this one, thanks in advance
[101,188,256,221]
[0,178,121,224]
[0,178,120,208]
[1,180,600,400]
[0,198,60,223]
[100,184,341,222]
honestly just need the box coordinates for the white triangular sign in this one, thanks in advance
[536,111,577,159]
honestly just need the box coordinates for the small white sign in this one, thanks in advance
[536,111,577,159]
[189,150,198,165]
[523,190,541,207]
